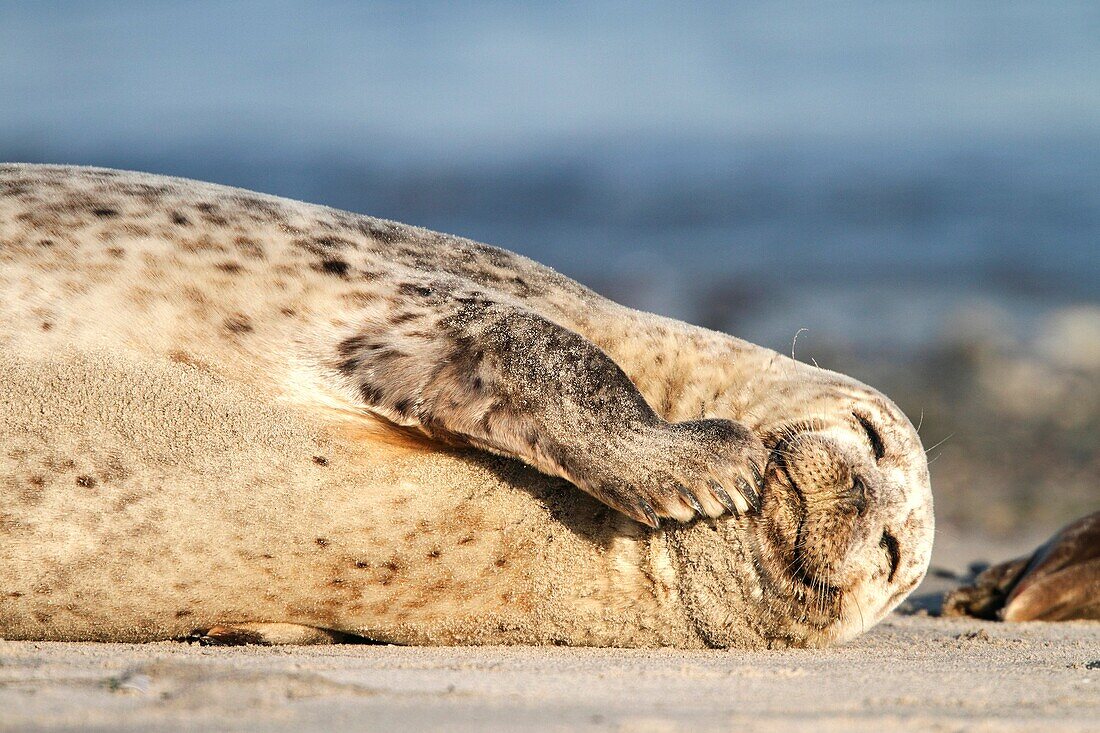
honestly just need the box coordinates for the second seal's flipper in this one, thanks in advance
[1002,559,1100,621]
[1001,510,1100,621]
[942,510,1100,621]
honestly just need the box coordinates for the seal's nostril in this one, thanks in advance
[851,476,869,516]
[880,530,901,583]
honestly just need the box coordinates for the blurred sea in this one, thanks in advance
[3,1,1098,353]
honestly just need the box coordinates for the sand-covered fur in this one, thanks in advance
[1,164,934,647]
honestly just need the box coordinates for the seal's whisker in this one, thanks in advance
[791,327,809,361]
[924,433,954,455]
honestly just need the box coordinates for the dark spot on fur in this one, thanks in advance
[455,292,494,309]
[34,611,51,623]
[382,560,401,571]
[168,350,205,369]
[8,592,23,598]
[175,609,193,618]
[312,455,329,466]
[37,238,55,247]
[92,207,118,218]
[330,578,346,587]
[216,262,243,274]
[314,236,356,250]
[171,211,190,226]
[178,235,228,254]
[105,246,126,258]
[223,314,253,334]
[261,553,274,559]
[376,341,412,363]
[354,560,370,569]
[279,307,297,317]
[315,537,330,548]
[459,535,475,545]
[342,290,380,306]
[356,220,402,244]
[234,240,265,260]
[230,195,282,217]
[40,321,53,331]
[194,202,228,226]
[316,259,350,277]
[495,557,507,567]
[341,334,380,354]
[427,549,442,559]
[337,336,375,365]
[393,398,413,416]
[75,475,97,489]
[44,456,76,472]
[399,282,434,299]
[357,383,384,404]
[117,182,170,202]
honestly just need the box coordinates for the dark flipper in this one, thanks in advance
[333,281,765,526]
[942,510,1100,621]
[941,556,1030,620]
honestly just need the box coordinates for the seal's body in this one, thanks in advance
[0,165,934,648]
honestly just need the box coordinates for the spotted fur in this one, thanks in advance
[0,164,934,648]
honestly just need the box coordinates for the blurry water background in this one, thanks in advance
[2,1,1097,536]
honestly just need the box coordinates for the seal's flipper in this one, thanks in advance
[1002,510,1100,621]
[333,283,765,527]
[198,623,356,646]
[942,511,1100,622]
[941,556,1030,619]
[1002,559,1100,621]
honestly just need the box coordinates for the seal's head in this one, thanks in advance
[668,371,934,648]
[758,375,935,642]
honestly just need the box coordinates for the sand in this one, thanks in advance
[2,527,1098,733]
[1,615,1097,732]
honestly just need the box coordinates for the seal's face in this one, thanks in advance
[755,380,934,644]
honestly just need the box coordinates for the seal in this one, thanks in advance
[942,511,1100,622]
[0,164,934,648]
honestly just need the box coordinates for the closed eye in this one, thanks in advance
[880,530,901,583]
[854,412,885,461]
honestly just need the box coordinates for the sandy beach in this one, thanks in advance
[3,531,1097,733]
[2,616,1097,732]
